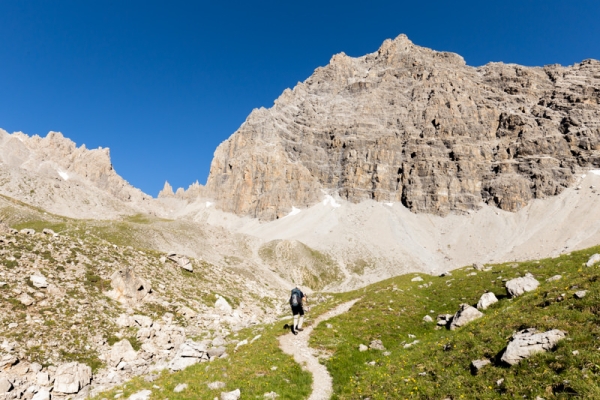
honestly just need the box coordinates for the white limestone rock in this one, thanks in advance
[215,296,233,314]
[501,328,566,365]
[18,293,35,306]
[31,388,51,400]
[174,383,188,393]
[0,376,13,393]
[30,275,48,288]
[128,389,152,400]
[221,389,241,400]
[587,254,600,267]
[53,362,92,394]
[477,292,498,310]
[449,304,483,330]
[505,273,539,298]
[110,339,138,367]
[470,359,491,374]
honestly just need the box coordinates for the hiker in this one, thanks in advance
[289,286,307,335]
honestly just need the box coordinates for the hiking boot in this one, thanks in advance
[291,326,297,335]
[295,326,304,332]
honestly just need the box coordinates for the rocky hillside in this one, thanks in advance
[205,34,600,220]
[0,199,290,399]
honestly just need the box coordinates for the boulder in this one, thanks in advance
[423,315,433,323]
[54,362,92,394]
[128,390,152,400]
[31,388,51,400]
[473,263,485,271]
[369,340,386,351]
[477,292,498,310]
[500,328,566,365]
[0,355,18,371]
[42,228,57,236]
[221,389,241,400]
[505,273,539,297]
[36,371,50,386]
[587,254,600,267]
[546,275,562,282]
[437,314,453,327]
[470,359,491,375]
[174,383,188,393]
[167,253,193,272]
[110,339,138,367]
[18,293,35,306]
[0,376,13,393]
[30,275,48,289]
[207,347,226,358]
[107,267,151,304]
[133,315,153,328]
[215,296,233,314]
[358,344,368,352]
[19,228,35,235]
[177,306,197,319]
[168,340,208,371]
[449,304,483,330]
[208,381,226,390]
[574,290,587,299]
[411,276,423,282]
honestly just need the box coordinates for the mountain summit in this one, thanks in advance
[205,34,600,220]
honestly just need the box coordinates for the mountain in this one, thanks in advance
[0,129,152,219]
[204,34,600,221]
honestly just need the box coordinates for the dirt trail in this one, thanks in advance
[279,299,360,400]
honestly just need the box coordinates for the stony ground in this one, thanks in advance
[0,220,287,399]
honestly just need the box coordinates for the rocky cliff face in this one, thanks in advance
[205,34,600,220]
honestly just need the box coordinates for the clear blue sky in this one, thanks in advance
[1,1,599,196]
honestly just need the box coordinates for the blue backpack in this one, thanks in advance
[290,288,302,306]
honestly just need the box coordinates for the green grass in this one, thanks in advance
[92,321,313,400]
[310,245,600,399]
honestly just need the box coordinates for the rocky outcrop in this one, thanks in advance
[205,34,600,220]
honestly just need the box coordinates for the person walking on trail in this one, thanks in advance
[289,286,307,335]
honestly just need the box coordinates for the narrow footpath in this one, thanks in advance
[278,299,360,400]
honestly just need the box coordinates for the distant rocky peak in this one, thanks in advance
[0,128,150,203]
[158,180,205,200]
